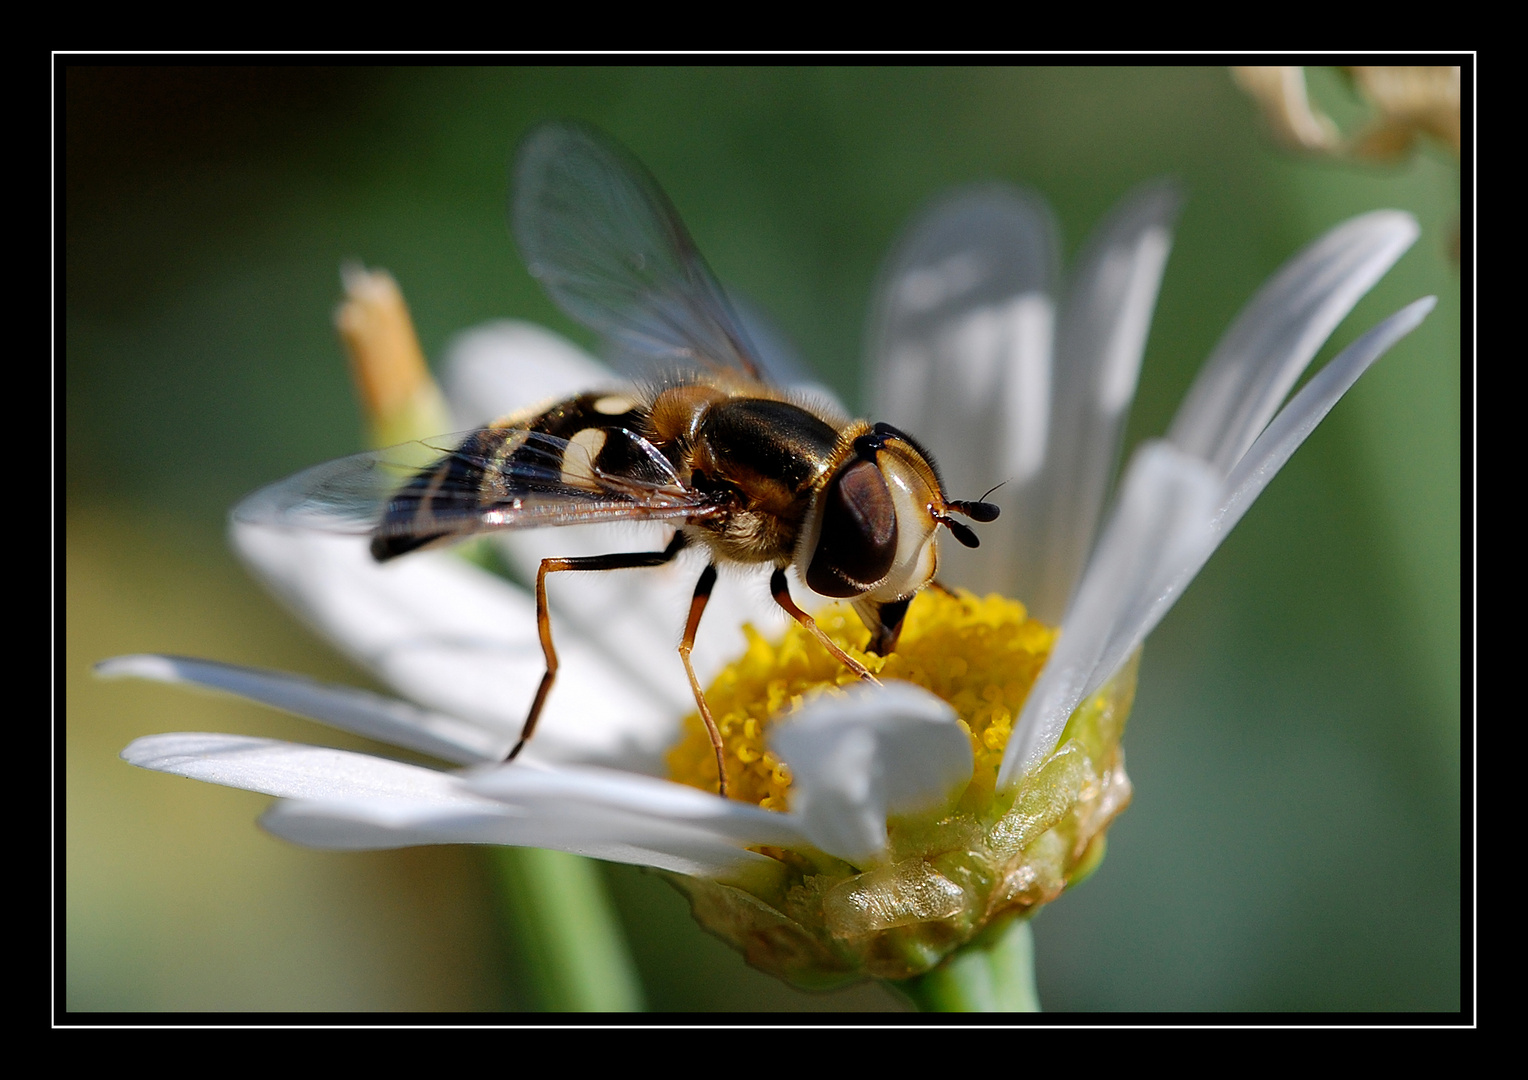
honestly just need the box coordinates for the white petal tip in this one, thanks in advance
[94,654,180,682]
[1405,295,1439,319]
[1343,208,1421,247]
[119,731,269,770]
[119,735,161,765]
[1342,212,1423,273]
[120,734,181,768]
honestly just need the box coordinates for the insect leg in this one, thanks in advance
[676,564,730,798]
[509,531,688,763]
[769,568,880,684]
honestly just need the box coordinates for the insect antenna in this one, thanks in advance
[946,482,1004,524]
[937,483,1002,547]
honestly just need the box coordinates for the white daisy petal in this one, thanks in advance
[488,525,783,716]
[999,442,1221,788]
[1000,290,1434,791]
[263,791,781,877]
[98,654,502,765]
[1028,181,1181,622]
[455,762,804,874]
[268,801,776,877]
[770,682,973,864]
[868,185,1059,598]
[468,762,805,843]
[258,797,530,851]
[121,732,484,803]
[1217,297,1437,536]
[124,731,783,876]
[1167,210,1419,476]
[440,319,616,428]
[230,523,677,772]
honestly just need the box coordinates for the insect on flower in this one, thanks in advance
[235,123,1000,796]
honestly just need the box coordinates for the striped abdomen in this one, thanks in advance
[370,391,658,561]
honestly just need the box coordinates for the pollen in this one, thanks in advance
[666,588,1058,806]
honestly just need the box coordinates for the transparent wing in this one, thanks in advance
[233,427,711,545]
[512,122,768,383]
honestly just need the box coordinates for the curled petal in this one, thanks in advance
[770,682,973,864]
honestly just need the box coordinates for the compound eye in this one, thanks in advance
[806,459,898,598]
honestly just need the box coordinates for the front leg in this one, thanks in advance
[508,532,688,762]
[770,568,880,684]
[676,563,730,797]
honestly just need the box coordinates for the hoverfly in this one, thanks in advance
[238,123,999,797]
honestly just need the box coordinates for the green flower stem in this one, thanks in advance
[488,847,646,1012]
[455,547,644,1009]
[894,917,1040,1012]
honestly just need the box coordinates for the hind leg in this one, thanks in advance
[508,532,688,761]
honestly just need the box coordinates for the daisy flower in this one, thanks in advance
[102,168,1432,1002]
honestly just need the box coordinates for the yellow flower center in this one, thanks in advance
[667,588,1057,809]
[663,586,1139,986]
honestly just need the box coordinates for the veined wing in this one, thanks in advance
[512,122,767,383]
[233,427,711,557]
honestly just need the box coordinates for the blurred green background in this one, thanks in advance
[65,66,1462,1012]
